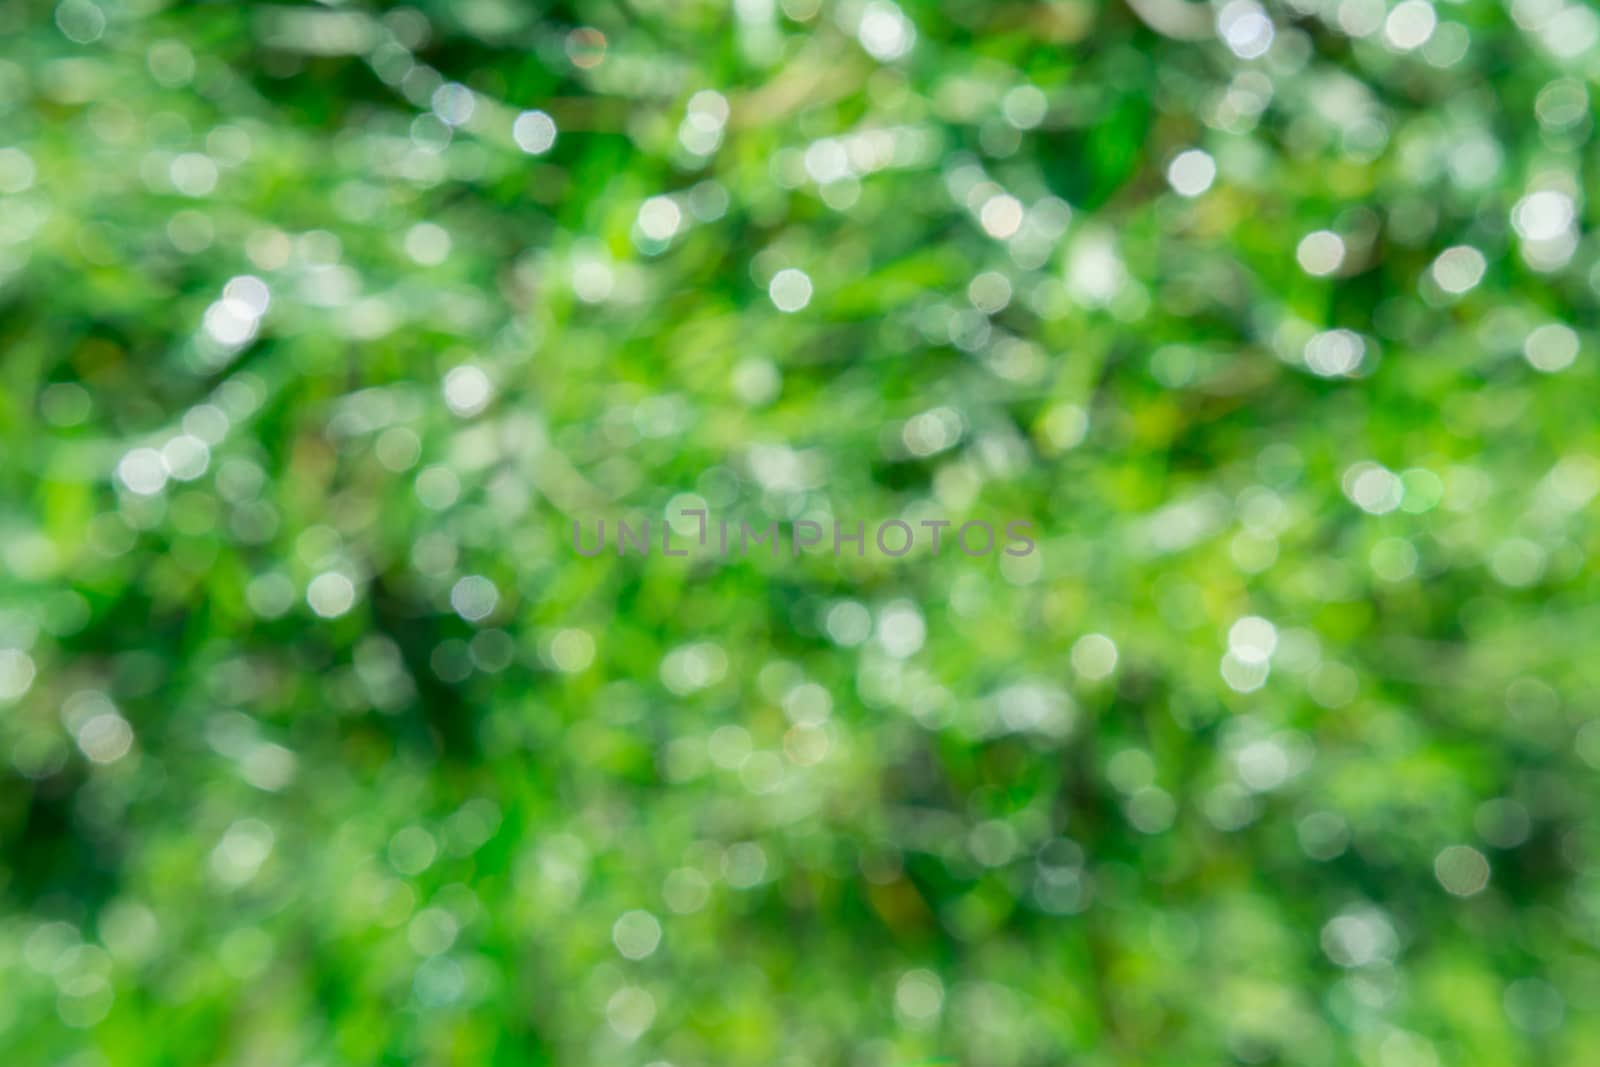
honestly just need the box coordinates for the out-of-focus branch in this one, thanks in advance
[1125,0,1213,39]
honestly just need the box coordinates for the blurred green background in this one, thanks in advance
[3,0,1600,1063]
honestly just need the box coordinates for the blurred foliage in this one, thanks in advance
[3,0,1600,1063]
